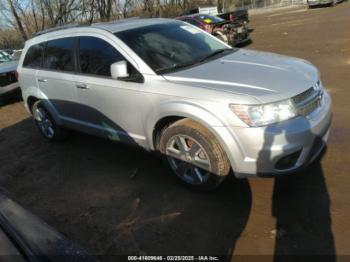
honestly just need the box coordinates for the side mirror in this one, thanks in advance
[111,60,129,79]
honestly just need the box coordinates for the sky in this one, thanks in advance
[0,3,11,30]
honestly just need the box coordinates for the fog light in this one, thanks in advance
[275,150,302,170]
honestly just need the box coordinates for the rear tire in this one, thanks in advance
[32,101,68,142]
[159,119,230,191]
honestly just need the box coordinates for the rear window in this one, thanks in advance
[23,44,44,68]
[43,37,75,72]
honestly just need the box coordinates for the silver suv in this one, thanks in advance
[18,19,332,191]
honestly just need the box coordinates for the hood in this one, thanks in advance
[163,49,319,103]
[0,61,18,74]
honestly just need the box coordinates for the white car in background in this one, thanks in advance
[307,0,342,7]
[0,51,19,96]
[11,50,22,61]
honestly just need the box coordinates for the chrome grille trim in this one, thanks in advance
[298,96,322,116]
[292,86,322,117]
[292,87,315,104]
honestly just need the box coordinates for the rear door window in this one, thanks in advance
[23,43,44,68]
[43,37,75,72]
[78,36,124,77]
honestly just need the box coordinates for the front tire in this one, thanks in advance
[32,101,68,142]
[159,119,231,191]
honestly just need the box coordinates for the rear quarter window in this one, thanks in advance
[43,37,75,72]
[23,44,44,68]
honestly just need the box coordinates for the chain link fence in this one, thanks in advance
[221,0,306,11]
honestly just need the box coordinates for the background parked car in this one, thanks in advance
[217,9,249,25]
[0,51,12,63]
[183,6,249,25]
[0,52,19,97]
[11,50,22,61]
[176,14,250,46]
[307,0,342,7]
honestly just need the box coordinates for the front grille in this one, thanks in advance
[292,87,315,104]
[0,71,17,87]
[298,96,322,116]
[292,86,322,117]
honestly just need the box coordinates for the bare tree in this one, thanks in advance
[31,0,39,32]
[6,0,28,40]
[120,0,133,18]
[96,0,114,21]
[1,0,231,47]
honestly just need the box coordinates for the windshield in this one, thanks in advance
[115,21,232,74]
[0,51,12,63]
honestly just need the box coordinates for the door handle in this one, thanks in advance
[38,78,47,83]
[76,83,89,89]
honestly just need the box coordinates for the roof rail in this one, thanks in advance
[33,23,89,37]
[92,17,140,26]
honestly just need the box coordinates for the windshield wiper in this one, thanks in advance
[156,48,233,74]
[199,48,233,63]
[156,60,200,74]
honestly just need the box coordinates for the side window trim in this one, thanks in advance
[76,35,125,77]
[73,37,79,74]
[42,37,76,73]
[76,36,144,83]
[22,42,45,69]
[41,41,47,69]
[38,39,77,75]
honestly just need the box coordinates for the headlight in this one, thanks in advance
[230,99,297,127]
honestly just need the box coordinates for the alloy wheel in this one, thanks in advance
[34,107,55,139]
[165,134,212,184]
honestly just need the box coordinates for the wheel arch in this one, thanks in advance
[146,102,242,173]
[27,96,39,114]
[26,96,63,125]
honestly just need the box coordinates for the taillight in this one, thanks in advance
[230,14,235,22]
[15,70,19,80]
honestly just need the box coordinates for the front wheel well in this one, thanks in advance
[153,116,185,150]
[27,96,39,114]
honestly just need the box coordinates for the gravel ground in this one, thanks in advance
[0,3,349,261]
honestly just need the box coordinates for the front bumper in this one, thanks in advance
[0,82,19,96]
[226,91,332,178]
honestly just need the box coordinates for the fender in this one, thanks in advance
[23,87,63,126]
[19,68,63,125]
[145,101,244,173]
